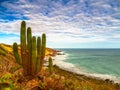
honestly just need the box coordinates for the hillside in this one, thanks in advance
[0,43,57,78]
[0,43,57,57]
[0,44,120,90]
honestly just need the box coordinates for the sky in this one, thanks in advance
[0,0,120,48]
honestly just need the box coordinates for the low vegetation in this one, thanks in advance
[0,21,120,90]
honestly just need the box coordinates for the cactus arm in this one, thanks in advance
[32,36,37,74]
[27,27,32,53]
[48,57,53,74]
[20,21,26,56]
[36,37,41,73]
[27,27,32,74]
[20,21,28,75]
[13,43,22,65]
[41,33,46,59]
[40,33,46,71]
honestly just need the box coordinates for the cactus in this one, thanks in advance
[20,20,27,62]
[31,36,37,74]
[27,27,32,75]
[37,37,41,72]
[40,33,46,70]
[13,21,46,77]
[13,43,21,65]
[48,57,53,74]
[20,21,27,75]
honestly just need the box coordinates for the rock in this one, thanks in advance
[57,52,65,55]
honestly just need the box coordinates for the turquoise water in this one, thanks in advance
[58,49,120,79]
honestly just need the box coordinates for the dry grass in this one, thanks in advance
[0,44,13,53]
[0,65,120,90]
[0,44,120,90]
[54,65,120,90]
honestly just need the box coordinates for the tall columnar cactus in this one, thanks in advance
[37,37,41,72]
[40,33,46,70]
[31,36,37,74]
[20,21,27,75]
[13,21,46,77]
[48,57,53,74]
[27,27,32,74]
[13,43,21,65]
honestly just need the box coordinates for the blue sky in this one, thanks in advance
[0,0,120,48]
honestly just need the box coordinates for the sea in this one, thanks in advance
[53,49,120,83]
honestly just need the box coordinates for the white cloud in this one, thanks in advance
[0,0,120,47]
[0,35,19,44]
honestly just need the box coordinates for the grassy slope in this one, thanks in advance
[0,44,120,90]
[0,43,56,74]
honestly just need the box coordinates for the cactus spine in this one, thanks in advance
[48,57,53,74]
[13,21,46,77]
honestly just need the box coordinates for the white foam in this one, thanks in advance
[53,54,120,84]
[53,51,69,60]
[53,54,88,76]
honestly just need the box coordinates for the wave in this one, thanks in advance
[53,54,120,84]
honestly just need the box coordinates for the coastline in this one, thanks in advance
[52,52,120,84]
[0,44,120,89]
[53,65,120,90]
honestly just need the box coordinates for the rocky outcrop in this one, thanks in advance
[45,48,58,56]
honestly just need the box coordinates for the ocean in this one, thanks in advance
[54,49,120,83]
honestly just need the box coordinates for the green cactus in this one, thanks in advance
[20,21,27,75]
[40,33,46,70]
[13,43,21,65]
[31,36,37,74]
[27,27,32,52]
[41,34,46,58]
[37,37,41,72]
[20,21,26,59]
[13,21,46,77]
[48,57,53,74]
[27,27,32,75]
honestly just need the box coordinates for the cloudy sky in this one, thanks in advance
[0,0,120,48]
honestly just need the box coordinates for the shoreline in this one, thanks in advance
[53,65,120,90]
[52,53,120,84]
[54,64,120,84]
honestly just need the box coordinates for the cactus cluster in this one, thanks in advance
[13,21,46,76]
